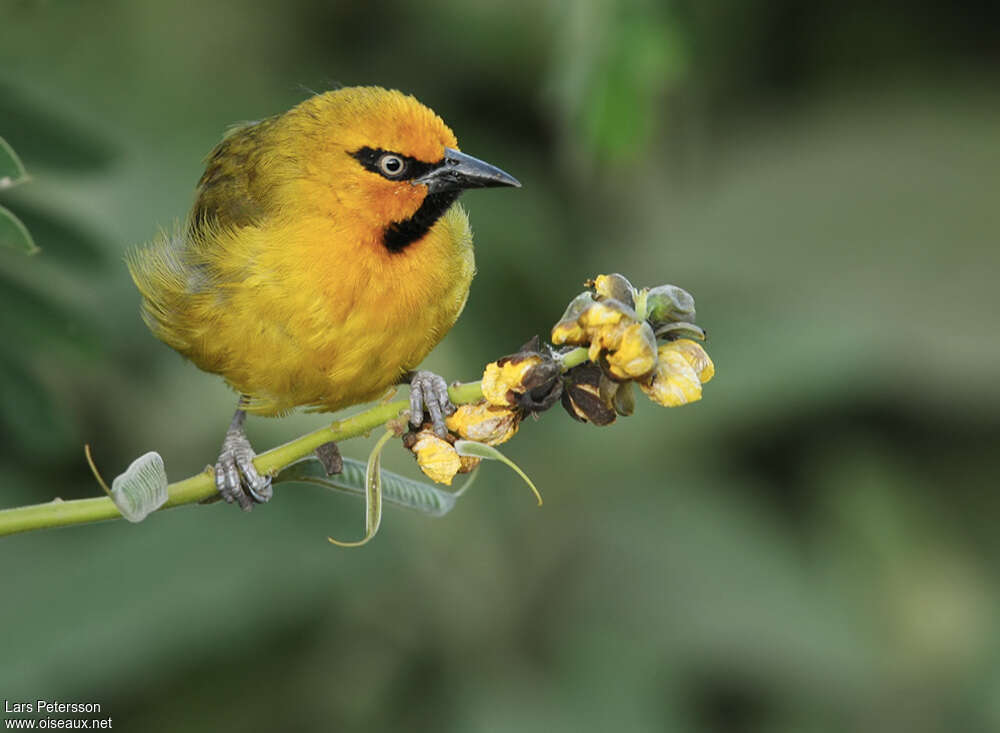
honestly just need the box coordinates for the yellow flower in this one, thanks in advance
[408,429,462,485]
[481,356,543,407]
[578,300,631,330]
[551,292,595,345]
[551,317,587,346]
[669,338,715,383]
[556,300,656,381]
[552,298,631,347]
[639,340,714,407]
[603,321,658,380]
[445,401,521,445]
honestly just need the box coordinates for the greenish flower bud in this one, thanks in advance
[644,284,696,326]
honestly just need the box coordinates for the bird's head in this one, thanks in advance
[287,86,519,252]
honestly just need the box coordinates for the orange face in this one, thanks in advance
[285,87,460,242]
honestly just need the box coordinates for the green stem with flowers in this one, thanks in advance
[0,347,591,538]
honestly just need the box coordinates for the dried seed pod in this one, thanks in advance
[560,364,617,426]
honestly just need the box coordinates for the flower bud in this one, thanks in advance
[588,273,636,309]
[643,284,696,326]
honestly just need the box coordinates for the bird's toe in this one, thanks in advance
[215,428,267,511]
[408,370,453,437]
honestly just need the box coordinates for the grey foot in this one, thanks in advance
[214,410,272,511]
[407,370,455,437]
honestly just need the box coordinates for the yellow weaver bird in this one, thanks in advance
[128,86,519,510]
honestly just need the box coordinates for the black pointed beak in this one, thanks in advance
[413,147,521,194]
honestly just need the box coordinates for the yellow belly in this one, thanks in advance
[133,205,474,416]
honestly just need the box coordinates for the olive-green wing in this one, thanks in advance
[188,116,279,236]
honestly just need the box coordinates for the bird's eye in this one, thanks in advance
[378,154,406,178]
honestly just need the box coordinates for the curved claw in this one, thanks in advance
[247,476,273,504]
[408,370,455,437]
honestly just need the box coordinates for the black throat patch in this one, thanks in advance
[383,190,461,253]
[349,146,457,253]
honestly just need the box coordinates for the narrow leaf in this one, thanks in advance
[0,204,39,254]
[110,452,168,523]
[454,440,543,506]
[276,457,463,517]
[0,136,28,190]
[328,430,394,547]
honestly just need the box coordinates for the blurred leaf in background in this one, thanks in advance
[0,82,114,464]
[0,135,38,253]
[546,0,689,167]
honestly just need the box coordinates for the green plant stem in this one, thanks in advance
[559,346,588,370]
[0,380,486,538]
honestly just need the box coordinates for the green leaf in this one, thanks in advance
[454,440,543,506]
[110,452,169,523]
[0,137,28,190]
[276,456,465,517]
[327,430,394,547]
[0,204,39,254]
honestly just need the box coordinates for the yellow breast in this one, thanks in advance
[169,203,473,416]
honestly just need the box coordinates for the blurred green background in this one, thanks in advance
[2,0,998,730]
